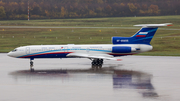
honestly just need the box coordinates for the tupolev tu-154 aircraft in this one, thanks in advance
[8,23,172,71]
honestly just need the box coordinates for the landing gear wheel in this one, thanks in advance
[30,61,33,66]
[91,59,104,68]
[30,60,34,72]
[92,62,96,65]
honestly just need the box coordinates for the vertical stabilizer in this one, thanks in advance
[132,23,172,44]
[112,23,172,45]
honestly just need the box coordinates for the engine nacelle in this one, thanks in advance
[112,46,136,53]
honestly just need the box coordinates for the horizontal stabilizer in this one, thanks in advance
[134,23,172,27]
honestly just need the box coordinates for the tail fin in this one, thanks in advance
[112,23,172,45]
[131,26,158,45]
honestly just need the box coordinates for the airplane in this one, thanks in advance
[7,23,172,71]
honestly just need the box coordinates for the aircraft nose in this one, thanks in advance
[7,52,13,57]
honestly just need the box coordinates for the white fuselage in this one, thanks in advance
[7,44,152,59]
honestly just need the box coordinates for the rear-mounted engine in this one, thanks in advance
[112,46,136,53]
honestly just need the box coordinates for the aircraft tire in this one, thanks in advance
[92,60,96,65]
[30,61,33,66]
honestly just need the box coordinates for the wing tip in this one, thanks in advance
[167,24,173,26]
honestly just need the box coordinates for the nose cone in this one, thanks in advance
[7,52,14,57]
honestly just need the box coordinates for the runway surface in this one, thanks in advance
[0,53,180,101]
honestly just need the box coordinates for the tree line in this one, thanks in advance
[0,0,179,20]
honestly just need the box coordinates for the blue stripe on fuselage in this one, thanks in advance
[18,49,112,58]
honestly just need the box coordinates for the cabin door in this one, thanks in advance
[26,47,30,54]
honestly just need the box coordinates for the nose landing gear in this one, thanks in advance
[30,58,34,72]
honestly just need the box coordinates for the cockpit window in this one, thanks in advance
[12,49,17,52]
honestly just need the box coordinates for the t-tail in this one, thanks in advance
[112,23,172,45]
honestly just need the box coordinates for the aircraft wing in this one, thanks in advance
[67,53,122,61]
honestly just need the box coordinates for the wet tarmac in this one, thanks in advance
[0,53,180,101]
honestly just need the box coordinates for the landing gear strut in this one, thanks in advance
[30,58,34,72]
[91,59,103,69]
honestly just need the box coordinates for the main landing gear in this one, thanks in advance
[91,59,103,69]
[30,58,34,72]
